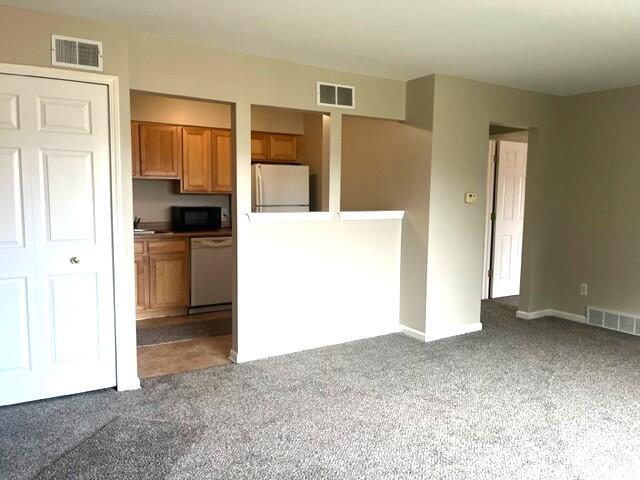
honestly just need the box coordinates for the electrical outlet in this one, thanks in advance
[580,283,588,296]
[464,192,477,204]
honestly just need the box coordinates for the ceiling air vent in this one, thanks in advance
[51,35,103,71]
[317,82,355,109]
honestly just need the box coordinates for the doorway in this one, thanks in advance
[482,125,529,300]
[130,91,234,378]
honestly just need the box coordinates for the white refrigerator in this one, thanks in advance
[252,164,310,212]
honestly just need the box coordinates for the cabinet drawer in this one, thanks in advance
[147,239,187,254]
[134,240,146,255]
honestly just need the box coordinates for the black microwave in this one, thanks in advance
[171,206,222,231]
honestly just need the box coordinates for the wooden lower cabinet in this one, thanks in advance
[135,238,189,319]
[149,253,188,310]
[134,254,149,313]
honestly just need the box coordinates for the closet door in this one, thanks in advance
[0,73,116,406]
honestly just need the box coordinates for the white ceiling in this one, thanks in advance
[4,0,640,95]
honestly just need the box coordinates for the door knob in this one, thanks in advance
[70,256,80,264]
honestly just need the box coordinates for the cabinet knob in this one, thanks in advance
[70,256,80,264]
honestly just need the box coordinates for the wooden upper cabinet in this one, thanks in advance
[269,134,298,162]
[131,121,141,177]
[139,123,181,178]
[251,132,269,160]
[212,129,232,193]
[181,127,212,193]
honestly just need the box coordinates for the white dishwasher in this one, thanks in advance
[190,236,233,310]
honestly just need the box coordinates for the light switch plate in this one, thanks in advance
[465,192,477,204]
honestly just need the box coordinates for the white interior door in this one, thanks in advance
[0,73,115,406]
[491,141,527,298]
[482,140,496,300]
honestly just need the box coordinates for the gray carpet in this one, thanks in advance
[3,299,640,479]
[136,317,232,346]
[491,294,519,309]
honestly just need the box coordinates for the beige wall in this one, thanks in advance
[122,27,405,356]
[489,130,529,143]
[131,91,231,128]
[341,115,431,331]
[131,92,305,133]
[403,75,559,335]
[302,113,328,211]
[0,5,407,363]
[251,106,304,134]
[132,180,230,223]
[549,86,640,316]
[127,30,405,120]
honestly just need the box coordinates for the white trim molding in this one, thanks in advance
[424,322,483,342]
[399,324,425,342]
[517,309,586,323]
[228,350,238,364]
[338,210,405,221]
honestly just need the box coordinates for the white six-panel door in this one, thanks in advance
[0,73,115,406]
[491,141,527,298]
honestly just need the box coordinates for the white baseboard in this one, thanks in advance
[517,309,586,323]
[424,322,483,342]
[399,324,425,341]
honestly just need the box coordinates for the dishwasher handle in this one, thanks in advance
[191,237,233,249]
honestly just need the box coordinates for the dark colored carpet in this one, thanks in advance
[136,317,232,346]
[2,299,640,479]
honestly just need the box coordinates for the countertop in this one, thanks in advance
[134,227,232,240]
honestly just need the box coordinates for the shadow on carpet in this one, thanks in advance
[35,417,205,479]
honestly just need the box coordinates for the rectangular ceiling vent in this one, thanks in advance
[51,34,103,71]
[587,306,640,336]
[317,82,355,109]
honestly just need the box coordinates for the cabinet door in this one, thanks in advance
[131,121,141,177]
[251,132,269,160]
[139,123,181,178]
[181,127,212,193]
[149,253,188,310]
[212,129,232,193]
[134,254,149,312]
[269,134,298,162]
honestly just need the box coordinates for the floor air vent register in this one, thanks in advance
[587,306,640,336]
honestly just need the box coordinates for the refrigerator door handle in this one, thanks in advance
[256,167,264,206]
